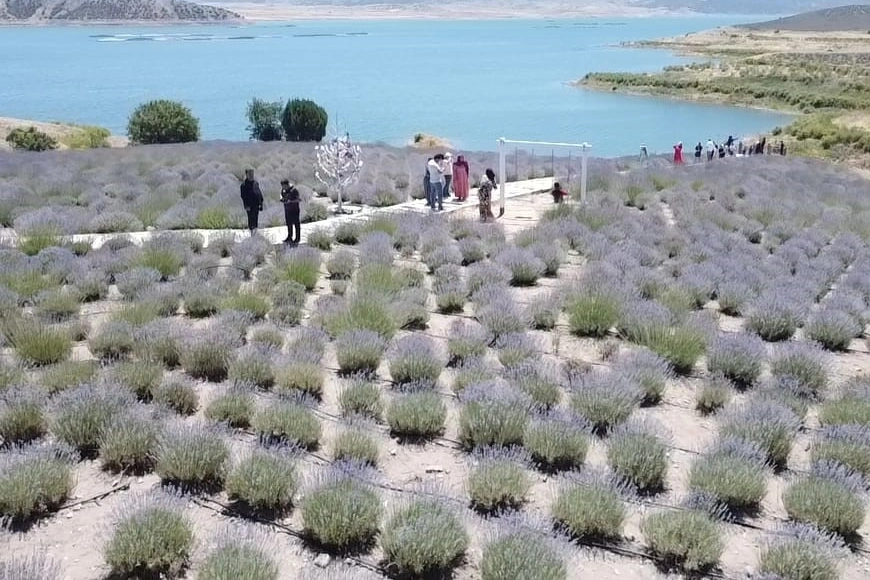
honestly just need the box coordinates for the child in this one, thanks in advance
[551,182,567,204]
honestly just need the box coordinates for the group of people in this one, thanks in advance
[239,168,301,244]
[670,135,788,164]
[424,153,498,222]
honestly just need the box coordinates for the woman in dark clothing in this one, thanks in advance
[478,168,497,222]
[240,169,264,235]
[551,182,567,204]
[280,180,301,245]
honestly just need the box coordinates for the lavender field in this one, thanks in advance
[1,150,870,580]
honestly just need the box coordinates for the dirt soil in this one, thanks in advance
[0,117,128,151]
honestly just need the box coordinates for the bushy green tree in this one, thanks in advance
[281,98,328,142]
[246,98,284,141]
[5,127,58,152]
[127,100,200,145]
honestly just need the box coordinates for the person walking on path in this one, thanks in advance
[427,154,446,211]
[694,142,703,163]
[705,139,715,162]
[551,182,568,204]
[280,179,301,245]
[452,155,470,202]
[423,157,432,206]
[673,142,684,165]
[478,168,497,222]
[639,144,649,165]
[240,169,263,236]
[443,152,454,199]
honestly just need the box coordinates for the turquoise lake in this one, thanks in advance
[0,16,792,156]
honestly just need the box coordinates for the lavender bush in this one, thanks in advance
[805,308,862,351]
[388,334,444,387]
[769,341,829,398]
[458,382,532,449]
[782,462,865,538]
[523,411,590,471]
[758,523,845,580]
[568,369,642,435]
[467,447,532,512]
[381,498,469,577]
[688,438,770,514]
[706,332,766,389]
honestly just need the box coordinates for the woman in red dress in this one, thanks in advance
[452,155,470,201]
[673,142,684,165]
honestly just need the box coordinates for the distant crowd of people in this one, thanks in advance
[424,152,498,222]
[666,135,788,165]
[239,168,301,243]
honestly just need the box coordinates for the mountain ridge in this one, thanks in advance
[0,0,241,21]
[741,4,870,31]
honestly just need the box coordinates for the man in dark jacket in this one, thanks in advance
[280,179,301,245]
[240,169,263,235]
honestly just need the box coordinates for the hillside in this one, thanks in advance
[0,0,241,21]
[742,4,870,32]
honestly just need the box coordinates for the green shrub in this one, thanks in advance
[389,335,444,387]
[5,318,71,366]
[110,360,163,400]
[386,390,446,439]
[306,228,333,251]
[480,531,566,580]
[221,292,270,320]
[5,126,57,151]
[382,500,469,576]
[281,98,328,142]
[339,379,382,420]
[52,386,133,455]
[696,373,732,415]
[459,387,530,450]
[139,246,185,280]
[18,227,62,257]
[198,535,279,580]
[250,326,285,350]
[196,206,232,229]
[152,378,199,416]
[720,401,800,469]
[641,510,724,573]
[252,400,321,450]
[551,479,626,542]
[154,424,228,490]
[62,125,110,149]
[632,324,707,375]
[88,321,135,361]
[226,448,297,513]
[333,221,361,245]
[0,446,75,524]
[274,249,321,291]
[113,302,162,327]
[33,289,80,322]
[0,389,46,444]
[127,99,200,145]
[467,450,531,512]
[688,441,768,513]
[301,474,382,551]
[758,524,842,580]
[205,387,255,428]
[607,425,668,493]
[99,411,161,473]
[782,472,865,538]
[335,330,387,376]
[523,415,590,471]
[245,97,284,141]
[569,372,640,435]
[819,388,870,427]
[565,293,620,337]
[104,494,194,578]
[770,342,829,398]
[228,349,275,390]
[275,362,324,398]
[331,428,379,465]
[180,336,233,382]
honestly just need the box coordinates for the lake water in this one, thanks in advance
[0,16,792,156]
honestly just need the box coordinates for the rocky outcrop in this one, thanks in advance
[0,0,241,22]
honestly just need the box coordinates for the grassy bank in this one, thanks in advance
[578,28,870,167]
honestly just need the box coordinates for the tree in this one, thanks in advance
[282,98,328,142]
[5,127,57,152]
[315,132,363,215]
[245,98,284,141]
[127,99,200,145]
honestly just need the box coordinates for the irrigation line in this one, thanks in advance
[56,482,131,513]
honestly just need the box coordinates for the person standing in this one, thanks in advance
[280,179,301,245]
[694,142,703,163]
[705,139,715,162]
[427,154,445,211]
[673,142,684,165]
[443,152,454,199]
[423,157,432,206]
[478,168,496,222]
[551,182,567,204]
[452,155,470,202]
[240,169,263,236]
[639,144,649,164]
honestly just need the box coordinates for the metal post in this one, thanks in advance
[580,144,589,205]
[498,138,507,217]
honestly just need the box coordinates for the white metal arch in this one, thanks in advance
[496,138,593,216]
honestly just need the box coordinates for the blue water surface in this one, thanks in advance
[0,16,792,155]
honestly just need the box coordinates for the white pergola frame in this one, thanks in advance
[497,138,593,216]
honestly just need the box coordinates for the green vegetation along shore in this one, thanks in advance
[578,26,870,168]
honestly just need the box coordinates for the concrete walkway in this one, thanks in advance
[18,177,557,250]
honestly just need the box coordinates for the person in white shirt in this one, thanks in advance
[443,152,454,199]
[426,154,445,211]
[705,139,715,162]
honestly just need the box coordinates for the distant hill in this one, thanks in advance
[635,0,870,14]
[741,4,870,31]
[0,0,241,21]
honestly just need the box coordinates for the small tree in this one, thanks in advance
[127,99,200,145]
[282,98,328,142]
[315,132,363,214]
[246,98,284,141]
[6,127,58,152]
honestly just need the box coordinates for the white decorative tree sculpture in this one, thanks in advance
[315,132,364,215]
